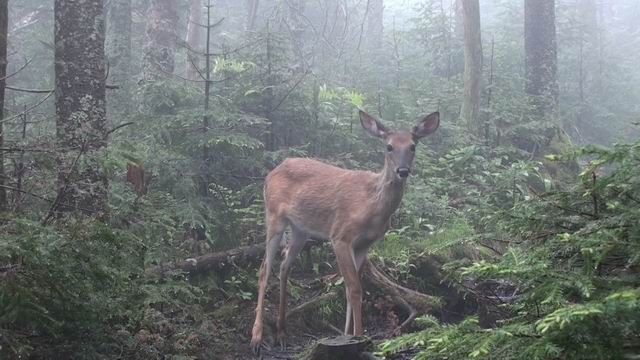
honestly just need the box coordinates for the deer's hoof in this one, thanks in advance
[276,331,287,351]
[250,336,262,355]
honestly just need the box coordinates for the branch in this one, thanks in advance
[271,70,309,113]
[6,85,118,93]
[106,121,134,136]
[0,91,54,125]
[0,58,32,81]
[5,85,52,94]
[189,16,225,29]
[0,147,54,153]
[0,184,97,214]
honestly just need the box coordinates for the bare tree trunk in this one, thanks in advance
[286,0,306,73]
[106,0,132,115]
[186,0,204,80]
[525,0,558,120]
[460,0,483,137]
[143,0,178,80]
[245,0,259,31]
[53,0,108,215]
[0,0,7,212]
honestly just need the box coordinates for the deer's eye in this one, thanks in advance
[410,144,416,152]
[386,144,393,152]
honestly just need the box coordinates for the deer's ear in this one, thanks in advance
[359,110,389,138]
[412,111,440,140]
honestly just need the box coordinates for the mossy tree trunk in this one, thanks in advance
[143,0,178,80]
[525,0,558,121]
[460,0,483,137]
[0,0,7,212]
[54,0,108,215]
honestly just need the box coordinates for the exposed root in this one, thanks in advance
[361,259,440,334]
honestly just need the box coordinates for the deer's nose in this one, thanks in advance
[397,167,410,178]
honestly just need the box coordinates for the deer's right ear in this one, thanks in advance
[359,110,389,138]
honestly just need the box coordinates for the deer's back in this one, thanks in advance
[264,158,379,237]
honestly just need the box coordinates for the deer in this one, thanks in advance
[250,109,440,354]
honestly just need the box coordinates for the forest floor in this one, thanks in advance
[198,265,410,360]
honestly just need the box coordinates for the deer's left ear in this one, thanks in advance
[412,111,440,140]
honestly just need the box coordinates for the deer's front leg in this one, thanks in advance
[333,241,363,336]
[344,249,368,335]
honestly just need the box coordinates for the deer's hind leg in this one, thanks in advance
[250,213,287,355]
[276,224,308,349]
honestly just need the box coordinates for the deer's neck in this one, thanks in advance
[374,159,407,217]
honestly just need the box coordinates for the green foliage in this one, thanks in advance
[0,217,203,358]
[380,138,640,359]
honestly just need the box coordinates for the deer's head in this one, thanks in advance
[359,110,440,179]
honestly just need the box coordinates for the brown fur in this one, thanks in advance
[250,110,439,354]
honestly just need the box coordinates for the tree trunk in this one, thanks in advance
[366,0,383,50]
[286,0,306,73]
[0,0,7,212]
[524,0,558,120]
[304,336,375,360]
[106,0,132,114]
[460,0,483,137]
[245,0,259,31]
[186,0,204,80]
[143,0,178,80]
[54,0,108,215]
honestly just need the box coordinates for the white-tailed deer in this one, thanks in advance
[250,109,440,354]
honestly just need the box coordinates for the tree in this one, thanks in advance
[460,0,483,137]
[143,0,178,80]
[286,0,307,72]
[185,0,204,80]
[53,0,108,215]
[0,0,7,212]
[106,0,132,114]
[525,0,558,120]
[245,0,259,31]
[366,0,383,50]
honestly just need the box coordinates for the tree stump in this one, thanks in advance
[303,336,378,360]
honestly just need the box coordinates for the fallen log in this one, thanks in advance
[146,243,265,276]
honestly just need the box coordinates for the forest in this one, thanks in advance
[0,0,639,359]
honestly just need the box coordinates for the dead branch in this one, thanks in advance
[286,290,339,320]
[0,58,32,81]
